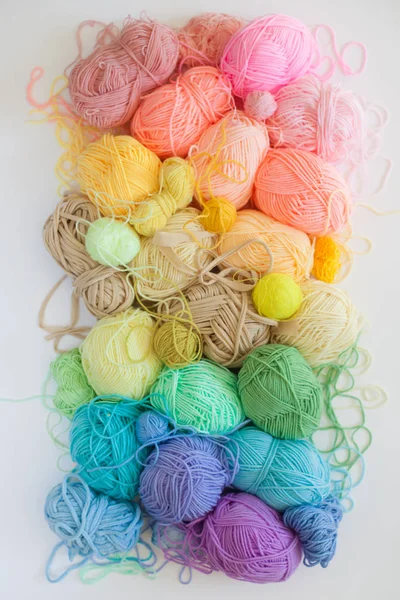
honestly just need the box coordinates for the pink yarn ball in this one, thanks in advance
[267,75,364,163]
[244,90,278,121]
[220,15,317,98]
[69,18,179,129]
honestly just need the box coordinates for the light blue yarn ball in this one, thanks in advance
[227,426,331,511]
[135,410,170,444]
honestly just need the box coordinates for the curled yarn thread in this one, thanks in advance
[140,435,233,524]
[69,17,179,128]
[283,494,343,568]
[239,345,322,440]
[150,359,244,435]
[155,493,302,583]
[51,348,95,418]
[228,426,330,511]
[135,410,170,445]
[131,66,233,159]
[70,398,148,500]
[45,475,142,582]
[254,148,351,236]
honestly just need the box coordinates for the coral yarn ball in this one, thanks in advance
[252,273,303,320]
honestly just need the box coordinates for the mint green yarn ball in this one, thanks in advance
[85,217,141,267]
[150,359,245,434]
[238,344,322,440]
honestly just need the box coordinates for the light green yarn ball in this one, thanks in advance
[150,359,245,434]
[51,348,96,419]
[238,344,322,440]
[85,217,141,267]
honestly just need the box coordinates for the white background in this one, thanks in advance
[1,0,399,598]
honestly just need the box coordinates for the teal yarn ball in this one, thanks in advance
[85,217,141,267]
[150,359,245,434]
[238,344,322,439]
[70,399,148,500]
[227,426,330,511]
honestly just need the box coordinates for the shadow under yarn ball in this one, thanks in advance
[238,344,322,439]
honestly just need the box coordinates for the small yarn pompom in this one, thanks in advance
[283,495,343,568]
[45,476,142,582]
[134,158,194,237]
[135,410,170,445]
[239,345,322,440]
[252,273,303,320]
[70,399,148,500]
[139,436,232,524]
[85,217,140,267]
[153,321,203,369]
[244,91,277,121]
[199,197,237,233]
[228,426,330,511]
[51,348,95,419]
[312,236,341,283]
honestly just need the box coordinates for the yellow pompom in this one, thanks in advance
[153,321,202,369]
[312,236,341,284]
[199,197,237,234]
[252,273,303,320]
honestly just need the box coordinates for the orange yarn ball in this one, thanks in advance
[131,67,233,159]
[311,236,341,283]
[254,148,351,236]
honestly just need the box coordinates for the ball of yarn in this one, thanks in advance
[140,436,232,524]
[254,148,351,236]
[69,18,179,128]
[85,217,140,267]
[252,273,303,320]
[150,359,244,434]
[132,208,216,300]
[153,321,202,369]
[177,13,245,67]
[70,400,148,500]
[51,348,95,418]
[267,75,364,163]
[191,111,269,209]
[134,158,194,237]
[283,494,343,568]
[81,308,162,399]
[238,345,322,439]
[273,280,364,366]
[156,493,302,583]
[228,426,330,511]
[218,209,313,281]
[244,90,277,121]
[77,134,161,219]
[45,476,142,567]
[43,194,134,318]
[199,197,237,234]
[135,410,170,445]
[220,15,317,97]
[131,67,233,159]
[312,236,341,283]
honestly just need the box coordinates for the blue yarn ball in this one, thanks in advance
[135,410,170,444]
[70,399,148,500]
[227,426,331,511]
[140,435,232,524]
[283,494,343,568]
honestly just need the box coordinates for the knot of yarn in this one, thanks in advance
[135,410,170,444]
[153,320,203,369]
[244,90,277,121]
[51,348,95,418]
[199,197,237,234]
[311,236,341,283]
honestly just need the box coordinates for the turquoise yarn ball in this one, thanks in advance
[85,217,141,267]
[227,426,330,511]
[70,399,148,500]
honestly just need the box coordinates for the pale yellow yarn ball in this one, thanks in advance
[253,273,303,320]
[81,308,162,399]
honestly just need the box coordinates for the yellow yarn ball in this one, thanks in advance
[134,157,194,237]
[312,236,341,283]
[153,321,203,369]
[81,308,162,399]
[199,197,237,233]
[77,134,161,219]
[252,273,303,320]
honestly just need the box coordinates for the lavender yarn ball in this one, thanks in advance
[135,410,170,444]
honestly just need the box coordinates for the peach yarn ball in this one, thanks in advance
[254,148,351,236]
[218,209,313,282]
[69,18,179,129]
[191,111,269,209]
[131,67,233,159]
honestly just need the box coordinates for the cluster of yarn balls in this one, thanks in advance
[37,10,376,587]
